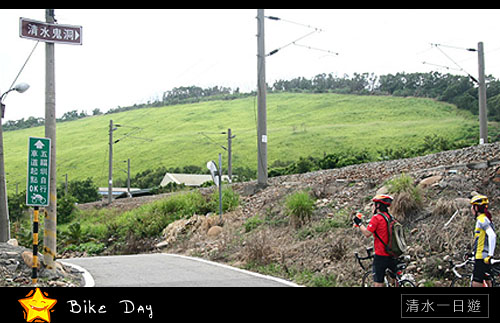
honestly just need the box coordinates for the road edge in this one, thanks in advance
[59,260,95,287]
[162,253,302,287]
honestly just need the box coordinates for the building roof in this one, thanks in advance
[98,187,151,199]
[160,173,229,187]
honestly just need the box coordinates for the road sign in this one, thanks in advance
[26,137,51,206]
[207,161,219,186]
[19,17,82,45]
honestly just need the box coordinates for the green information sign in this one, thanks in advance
[26,137,51,206]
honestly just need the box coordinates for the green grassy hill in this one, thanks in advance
[4,92,477,193]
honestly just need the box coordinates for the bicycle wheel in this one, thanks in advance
[397,279,416,287]
[361,271,372,287]
[450,273,472,287]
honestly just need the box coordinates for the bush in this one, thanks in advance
[58,194,78,224]
[59,177,100,203]
[244,215,264,233]
[209,188,240,214]
[385,173,423,222]
[286,191,315,228]
[8,190,28,222]
[63,241,106,255]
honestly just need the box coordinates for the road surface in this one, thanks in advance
[62,253,299,287]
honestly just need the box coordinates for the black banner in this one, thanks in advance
[2,287,499,322]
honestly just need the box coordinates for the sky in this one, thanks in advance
[1,9,500,122]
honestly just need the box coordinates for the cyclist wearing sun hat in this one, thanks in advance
[470,194,497,287]
[354,194,397,287]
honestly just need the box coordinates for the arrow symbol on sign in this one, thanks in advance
[34,140,45,149]
[75,30,80,40]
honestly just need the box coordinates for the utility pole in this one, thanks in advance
[127,158,131,198]
[108,120,114,204]
[43,9,57,270]
[108,120,121,203]
[0,97,9,242]
[257,9,268,187]
[477,41,488,144]
[227,128,235,182]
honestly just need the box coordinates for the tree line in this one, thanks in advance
[271,71,500,121]
[5,71,500,132]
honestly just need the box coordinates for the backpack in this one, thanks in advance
[373,212,407,257]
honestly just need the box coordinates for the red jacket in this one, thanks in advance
[366,212,390,257]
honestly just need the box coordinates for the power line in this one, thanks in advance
[267,30,317,57]
[292,43,339,56]
[3,41,39,102]
[422,61,462,72]
[430,43,476,52]
[265,15,338,58]
[265,15,324,32]
[430,43,478,83]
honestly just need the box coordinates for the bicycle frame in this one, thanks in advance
[449,255,500,287]
[355,247,415,287]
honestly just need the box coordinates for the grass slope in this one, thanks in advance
[4,92,476,192]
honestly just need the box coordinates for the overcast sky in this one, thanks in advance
[1,9,500,122]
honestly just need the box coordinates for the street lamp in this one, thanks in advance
[0,82,30,242]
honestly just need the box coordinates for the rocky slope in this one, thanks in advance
[158,142,500,286]
[0,240,83,287]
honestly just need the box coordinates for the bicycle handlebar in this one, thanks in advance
[354,247,374,271]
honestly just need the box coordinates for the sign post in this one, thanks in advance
[207,156,223,224]
[20,10,82,271]
[26,136,51,285]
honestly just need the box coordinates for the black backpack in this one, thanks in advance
[373,212,407,257]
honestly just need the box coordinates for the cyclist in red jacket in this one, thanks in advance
[354,194,397,287]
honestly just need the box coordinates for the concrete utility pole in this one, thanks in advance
[257,9,268,187]
[477,41,488,144]
[44,8,57,270]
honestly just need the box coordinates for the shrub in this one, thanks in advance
[242,229,274,265]
[286,191,315,228]
[58,194,78,224]
[244,215,264,233]
[60,177,100,203]
[209,188,240,214]
[385,173,423,222]
[8,190,28,222]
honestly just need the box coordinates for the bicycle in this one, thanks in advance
[448,252,500,287]
[355,246,416,287]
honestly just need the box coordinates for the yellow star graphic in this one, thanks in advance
[18,288,57,323]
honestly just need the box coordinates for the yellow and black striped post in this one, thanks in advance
[32,206,39,285]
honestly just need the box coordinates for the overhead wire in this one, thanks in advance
[3,40,39,102]
[264,15,338,58]
[429,43,478,83]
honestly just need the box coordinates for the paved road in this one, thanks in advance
[62,253,299,287]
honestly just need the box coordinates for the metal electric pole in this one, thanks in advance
[0,98,9,242]
[257,9,268,187]
[477,41,488,144]
[227,128,235,182]
[108,120,114,204]
[43,9,57,269]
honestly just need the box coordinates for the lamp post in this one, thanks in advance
[0,82,30,242]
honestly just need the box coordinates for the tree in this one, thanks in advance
[63,177,100,203]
